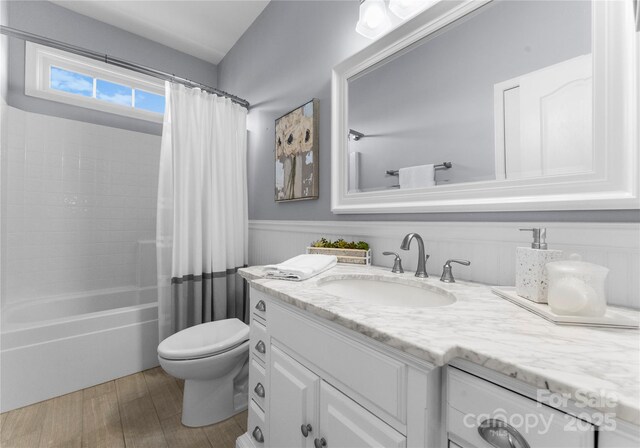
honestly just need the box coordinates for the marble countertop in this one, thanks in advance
[239,264,640,426]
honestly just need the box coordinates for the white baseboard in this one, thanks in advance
[249,220,640,309]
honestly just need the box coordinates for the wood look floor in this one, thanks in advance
[0,367,248,448]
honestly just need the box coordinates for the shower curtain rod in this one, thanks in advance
[0,26,250,109]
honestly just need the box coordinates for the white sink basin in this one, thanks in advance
[318,278,456,308]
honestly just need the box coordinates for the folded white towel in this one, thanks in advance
[399,164,435,189]
[263,254,337,281]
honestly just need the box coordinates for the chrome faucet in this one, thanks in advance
[400,233,429,278]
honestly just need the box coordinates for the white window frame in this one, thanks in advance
[25,42,165,123]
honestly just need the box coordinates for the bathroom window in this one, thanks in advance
[26,42,165,121]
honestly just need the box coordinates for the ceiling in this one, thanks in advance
[50,1,271,65]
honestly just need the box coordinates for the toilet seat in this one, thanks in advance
[158,318,249,360]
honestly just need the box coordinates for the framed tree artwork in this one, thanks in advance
[275,99,319,201]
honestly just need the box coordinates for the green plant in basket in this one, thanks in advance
[310,238,369,251]
[312,238,331,248]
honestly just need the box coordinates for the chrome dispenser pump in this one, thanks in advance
[520,228,548,250]
[515,227,563,303]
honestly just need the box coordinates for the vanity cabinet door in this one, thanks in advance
[269,345,320,448]
[319,381,406,448]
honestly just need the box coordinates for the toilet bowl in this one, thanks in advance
[158,318,250,427]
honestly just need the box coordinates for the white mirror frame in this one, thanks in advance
[331,0,639,214]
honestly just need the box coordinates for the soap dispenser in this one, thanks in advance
[515,228,563,303]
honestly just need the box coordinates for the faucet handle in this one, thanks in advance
[382,252,404,274]
[440,259,470,283]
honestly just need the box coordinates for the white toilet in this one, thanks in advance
[157,318,250,427]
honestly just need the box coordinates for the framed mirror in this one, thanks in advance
[331,0,639,214]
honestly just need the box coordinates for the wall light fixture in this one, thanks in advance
[388,0,435,20]
[356,0,439,39]
[355,0,392,39]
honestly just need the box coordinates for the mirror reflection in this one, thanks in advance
[347,0,592,192]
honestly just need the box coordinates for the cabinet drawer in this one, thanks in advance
[250,288,268,321]
[250,318,267,363]
[250,358,267,409]
[270,301,406,422]
[248,399,266,447]
[447,367,595,448]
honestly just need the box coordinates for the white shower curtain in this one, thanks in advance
[157,82,248,341]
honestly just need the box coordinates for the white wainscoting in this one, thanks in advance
[249,220,640,309]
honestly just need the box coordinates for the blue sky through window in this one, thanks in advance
[50,66,93,97]
[135,90,165,114]
[48,65,164,117]
[96,79,132,106]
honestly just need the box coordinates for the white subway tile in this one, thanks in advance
[4,107,160,302]
[8,147,25,163]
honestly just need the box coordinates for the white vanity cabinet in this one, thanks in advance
[238,286,639,448]
[268,344,319,447]
[446,367,595,448]
[319,380,406,448]
[245,292,269,447]
[269,344,406,448]
[238,288,437,448]
[445,363,639,448]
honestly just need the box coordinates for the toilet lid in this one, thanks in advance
[158,318,249,360]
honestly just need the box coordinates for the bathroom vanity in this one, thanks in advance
[234,0,640,445]
[236,265,639,448]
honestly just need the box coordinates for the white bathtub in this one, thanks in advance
[0,287,159,412]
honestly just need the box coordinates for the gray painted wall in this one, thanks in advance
[218,0,639,222]
[350,0,590,190]
[1,0,8,104]
[6,0,218,135]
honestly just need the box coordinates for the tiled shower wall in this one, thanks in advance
[3,106,160,304]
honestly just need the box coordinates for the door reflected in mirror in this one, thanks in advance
[347,0,592,193]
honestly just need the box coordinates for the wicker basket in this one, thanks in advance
[306,247,371,265]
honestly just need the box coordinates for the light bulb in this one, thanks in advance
[355,0,392,39]
[364,4,385,28]
[389,0,435,20]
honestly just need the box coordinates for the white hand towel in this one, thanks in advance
[399,164,435,189]
[349,151,360,192]
[263,254,337,281]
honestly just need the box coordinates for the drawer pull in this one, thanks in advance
[255,340,266,354]
[254,382,265,398]
[300,423,312,437]
[478,419,530,448]
[255,300,266,312]
[252,426,264,443]
[314,437,327,448]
